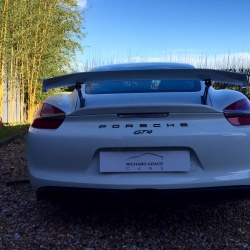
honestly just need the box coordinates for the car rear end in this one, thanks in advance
[28,63,250,200]
[28,97,250,195]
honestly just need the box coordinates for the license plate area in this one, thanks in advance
[100,151,190,172]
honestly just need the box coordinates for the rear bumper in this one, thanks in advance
[37,185,250,203]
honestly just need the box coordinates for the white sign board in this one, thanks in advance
[100,151,190,172]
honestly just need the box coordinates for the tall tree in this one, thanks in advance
[0,0,86,124]
[0,0,10,126]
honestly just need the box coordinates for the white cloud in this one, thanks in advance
[78,0,87,8]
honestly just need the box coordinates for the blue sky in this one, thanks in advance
[78,0,250,68]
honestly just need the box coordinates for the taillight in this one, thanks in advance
[32,103,65,129]
[223,98,250,126]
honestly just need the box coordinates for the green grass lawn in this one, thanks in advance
[0,123,30,141]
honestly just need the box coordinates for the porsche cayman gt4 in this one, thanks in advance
[27,62,250,200]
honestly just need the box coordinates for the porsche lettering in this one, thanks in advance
[98,123,189,128]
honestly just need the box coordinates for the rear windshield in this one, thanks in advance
[85,80,201,94]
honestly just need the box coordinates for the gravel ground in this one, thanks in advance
[1,137,250,249]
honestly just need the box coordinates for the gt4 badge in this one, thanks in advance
[134,130,153,134]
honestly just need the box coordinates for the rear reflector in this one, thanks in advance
[223,98,250,126]
[32,104,65,129]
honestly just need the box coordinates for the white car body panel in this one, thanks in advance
[28,112,250,190]
[27,62,250,197]
[44,92,78,114]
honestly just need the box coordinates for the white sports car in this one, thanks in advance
[27,62,250,200]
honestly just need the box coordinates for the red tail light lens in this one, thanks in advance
[223,98,250,126]
[32,104,65,129]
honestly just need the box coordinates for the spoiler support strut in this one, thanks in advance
[75,82,85,108]
[201,79,211,105]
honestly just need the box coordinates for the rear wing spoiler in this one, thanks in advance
[42,69,248,92]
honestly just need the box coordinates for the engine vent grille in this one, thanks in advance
[117,113,169,118]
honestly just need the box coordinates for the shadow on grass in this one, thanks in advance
[0,123,30,141]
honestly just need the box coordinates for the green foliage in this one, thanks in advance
[0,123,29,140]
[0,0,86,123]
